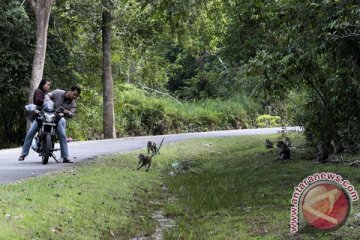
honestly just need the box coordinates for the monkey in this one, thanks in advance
[147,138,165,155]
[265,139,274,149]
[315,141,330,163]
[275,141,291,160]
[147,141,158,155]
[137,153,154,171]
[139,138,165,171]
[285,137,292,148]
[330,139,344,154]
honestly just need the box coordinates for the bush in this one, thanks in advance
[115,85,257,136]
[256,114,281,128]
[67,85,103,141]
[68,83,258,139]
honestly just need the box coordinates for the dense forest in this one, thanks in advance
[1,0,359,148]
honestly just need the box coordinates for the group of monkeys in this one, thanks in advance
[138,136,344,170]
[265,137,292,161]
[137,138,165,171]
[314,139,344,163]
[265,136,345,163]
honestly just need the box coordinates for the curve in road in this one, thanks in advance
[0,127,302,184]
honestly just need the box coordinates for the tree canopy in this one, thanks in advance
[0,0,359,147]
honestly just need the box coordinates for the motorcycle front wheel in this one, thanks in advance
[42,134,52,165]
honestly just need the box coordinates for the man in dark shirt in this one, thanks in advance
[45,86,81,163]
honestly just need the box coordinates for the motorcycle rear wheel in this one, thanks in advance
[42,135,52,165]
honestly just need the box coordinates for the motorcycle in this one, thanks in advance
[26,101,64,164]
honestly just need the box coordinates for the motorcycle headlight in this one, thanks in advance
[43,101,55,112]
[44,112,56,122]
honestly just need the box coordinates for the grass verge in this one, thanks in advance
[0,133,359,239]
[161,134,360,239]
[0,155,163,239]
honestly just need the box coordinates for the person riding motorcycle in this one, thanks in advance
[19,85,81,163]
[44,86,81,163]
[18,78,51,161]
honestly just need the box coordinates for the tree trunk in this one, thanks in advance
[102,0,116,138]
[28,0,55,104]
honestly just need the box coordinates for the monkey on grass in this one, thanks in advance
[275,141,291,160]
[265,139,274,149]
[137,153,155,172]
[315,141,330,163]
[147,141,157,155]
[138,138,165,171]
[285,137,292,148]
[330,138,344,154]
[147,137,165,155]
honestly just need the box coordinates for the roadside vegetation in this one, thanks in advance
[1,134,359,239]
[2,1,360,150]
[67,84,264,141]
[1,1,359,238]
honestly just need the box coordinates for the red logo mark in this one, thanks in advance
[301,182,350,230]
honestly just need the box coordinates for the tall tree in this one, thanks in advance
[102,0,116,138]
[28,0,55,103]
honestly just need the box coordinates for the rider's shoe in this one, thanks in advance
[18,155,25,161]
[62,158,73,163]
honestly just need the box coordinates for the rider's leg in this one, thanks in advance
[59,118,73,142]
[20,121,40,158]
[57,118,69,159]
[60,117,66,129]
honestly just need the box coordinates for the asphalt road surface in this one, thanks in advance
[0,127,302,184]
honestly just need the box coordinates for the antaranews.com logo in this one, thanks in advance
[290,172,359,233]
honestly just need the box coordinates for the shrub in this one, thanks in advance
[67,85,103,141]
[256,114,281,128]
[68,83,258,139]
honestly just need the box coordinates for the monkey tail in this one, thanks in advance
[157,138,165,154]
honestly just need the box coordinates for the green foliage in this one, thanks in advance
[0,1,34,148]
[255,114,281,128]
[283,90,308,126]
[44,30,76,88]
[114,85,169,136]
[115,84,250,135]
[4,0,360,146]
[67,84,103,141]
[64,81,258,140]
[219,0,360,143]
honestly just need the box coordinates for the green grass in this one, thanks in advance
[160,134,360,239]
[0,133,359,239]
[0,156,163,239]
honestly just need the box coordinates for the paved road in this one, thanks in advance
[0,127,302,184]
